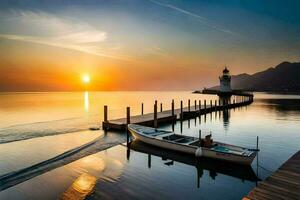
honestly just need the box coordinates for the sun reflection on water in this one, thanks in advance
[84,91,89,112]
[61,173,96,200]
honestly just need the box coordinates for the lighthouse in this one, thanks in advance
[219,67,232,93]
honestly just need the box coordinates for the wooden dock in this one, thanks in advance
[244,150,300,200]
[102,97,253,131]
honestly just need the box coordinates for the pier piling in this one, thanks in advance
[215,100,217,111]
[198,100,201,114]
[126,107,130,125]
[180,100,183,121]
[160,103,163,112]
[154,101,158,128]
[126,107,130,144]
[141,103,144,115]
[188,99,190,112]
[171,99,175,116]
[104,105,108,122]
[199,130,201,141]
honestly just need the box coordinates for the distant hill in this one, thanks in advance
[210,62,300,92]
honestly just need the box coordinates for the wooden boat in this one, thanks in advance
[129,140,260,182]
[128,124,257,165]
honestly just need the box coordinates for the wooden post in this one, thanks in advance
[154,101,158,128]
[199,130,201,142]
[215,100,217,111]
[148,154,151,168]
[160,103,163,112]
[126,107,130,124]
[104,105,108,122]
[194,100,197,110]
[188,99,190,112]
[210,100,212,109]
[256,136,259,150]
[204,100,206,110]
[180,100,183,121]
[171,99,175,116]
[126,107,130,144]
[141,103,144,115]
[199,100,201,110]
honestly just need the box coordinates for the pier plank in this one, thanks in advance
[245,151,300,200]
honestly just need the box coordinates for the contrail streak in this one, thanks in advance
[149,0,241,37]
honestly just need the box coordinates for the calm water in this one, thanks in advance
[0,92,218,143]
[0,92,300,199]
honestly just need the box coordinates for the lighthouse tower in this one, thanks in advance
[219,67,231,93]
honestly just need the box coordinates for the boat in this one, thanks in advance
[128,124,257,165]
[129,140,260,182]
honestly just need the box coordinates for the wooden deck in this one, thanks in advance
[102,99,253,131]
[244,150,300,200]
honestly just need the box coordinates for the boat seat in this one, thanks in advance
[142,130,156,134]
[143,130,171,137]
[173,137,195,144]
[163,134,184,141]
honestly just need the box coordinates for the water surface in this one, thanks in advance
[0,92,300,199]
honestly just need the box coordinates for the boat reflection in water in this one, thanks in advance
[127,140,260,188]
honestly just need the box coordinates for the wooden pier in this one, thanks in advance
[244,150,300,200]
[102,96,253,131]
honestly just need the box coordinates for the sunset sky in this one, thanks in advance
[0,0,299,91]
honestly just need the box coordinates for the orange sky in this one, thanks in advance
[0,1,299,91]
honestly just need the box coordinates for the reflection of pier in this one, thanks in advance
[128,140,260,187]
[102,96,253,131]
[201,89,254,98]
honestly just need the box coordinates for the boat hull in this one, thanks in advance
[130,130,197,154]
[201,148,256,165]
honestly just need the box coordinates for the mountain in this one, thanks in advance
[211,62,300,92]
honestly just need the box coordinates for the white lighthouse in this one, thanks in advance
[219,67,231,93]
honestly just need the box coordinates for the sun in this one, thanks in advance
[82,74,90,84]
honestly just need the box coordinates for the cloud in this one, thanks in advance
[0,10,133,61]
[146,46,169,58]
[149,0,240,37]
